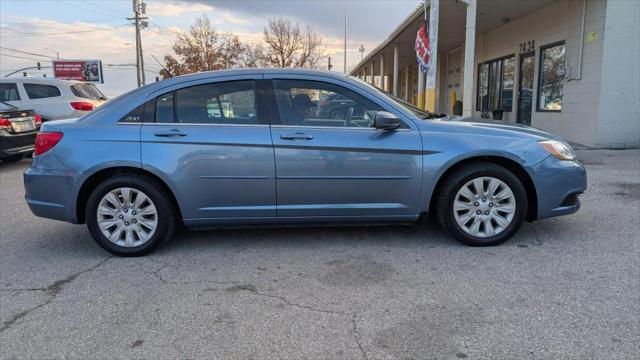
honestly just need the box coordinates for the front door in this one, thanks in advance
[517,53,535,125]
[140,77,276,220]
[267,78,422,219]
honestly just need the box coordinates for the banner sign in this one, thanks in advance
[52,60,104,83]
[414,25,430,73]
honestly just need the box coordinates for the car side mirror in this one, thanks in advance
[373,111,401,130]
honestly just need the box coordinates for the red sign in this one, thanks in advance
[52,60,103,83]
[415,25,430,73]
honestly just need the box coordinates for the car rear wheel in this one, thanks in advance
[436,163,527,246]
[86,174,175,256]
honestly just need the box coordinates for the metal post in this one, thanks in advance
[370,62,375,85]
[462,0,476,117]
[380,54,385,91]
[404,66,410,101]
[393,44,399,96]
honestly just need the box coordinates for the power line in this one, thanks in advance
[0,53,49,62]
[0,47,58,60]
[57,0,127,20]
[1,24,130,37]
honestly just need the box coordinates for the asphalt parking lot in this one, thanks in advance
[1,149,638,359]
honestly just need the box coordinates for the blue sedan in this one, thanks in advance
[24,69,586,256]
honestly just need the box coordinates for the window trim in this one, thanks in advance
[475,54,515,113]
[268,78,405,129]
[536,40,565,113]
[23,83,62,99]
[151,79,264,125]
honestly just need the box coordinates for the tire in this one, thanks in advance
[436,162,527,246]
[86,174,176,256]
[1,154,25,163]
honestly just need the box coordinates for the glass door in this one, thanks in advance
[517,53,535,125]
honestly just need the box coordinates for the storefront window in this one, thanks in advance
[476,55,515,113]
[538,42,565,111]
[476,63,489,111]
[500,57,515,111]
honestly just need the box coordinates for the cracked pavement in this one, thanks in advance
[1,150,639,359]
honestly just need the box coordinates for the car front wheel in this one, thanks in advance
[86,174,175,256]
[436,163,527,246]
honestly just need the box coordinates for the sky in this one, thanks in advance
[0,0,420,97]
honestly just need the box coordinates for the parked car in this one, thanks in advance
[0,77,107,121]
[24,69,586,256]
[0,101,41,162]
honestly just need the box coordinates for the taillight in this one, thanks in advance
[0,118,10,130]
[70,102,94,111]
[34,114,42,125]
[34,132,63,156]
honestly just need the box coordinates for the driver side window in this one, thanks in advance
[272,79,383,128]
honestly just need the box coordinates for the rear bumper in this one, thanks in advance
[531,156,587,220]
[24,166,80,223]
[0,132,36,158]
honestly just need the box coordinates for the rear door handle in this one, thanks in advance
[154,129,187,137]
[280,132,313,140]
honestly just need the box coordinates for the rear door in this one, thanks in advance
[140,76,276,221]
[266,77,423,219]
[20,83,67,119]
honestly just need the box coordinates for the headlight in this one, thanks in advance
[539,140,576,160]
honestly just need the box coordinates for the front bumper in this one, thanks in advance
[24,166,80,223]
[531,155,587,220]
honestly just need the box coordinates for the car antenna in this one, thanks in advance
[151,54,173,78]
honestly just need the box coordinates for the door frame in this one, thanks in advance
[516,52,535,125]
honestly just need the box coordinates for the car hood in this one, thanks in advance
[423,116,565,142]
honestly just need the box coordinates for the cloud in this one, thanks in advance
[146,1,214,17]
[0,18,175,96]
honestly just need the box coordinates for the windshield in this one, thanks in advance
[0,101,17,111]
[71,83,108,101]
[348,75,436,119]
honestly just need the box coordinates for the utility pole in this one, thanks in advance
[129,0,148,87]
[359,45,365,60]
[343,7,347,73]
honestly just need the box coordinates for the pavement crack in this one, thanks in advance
[230,283,369,359]
[351,314,369,360]
[0,255,113,334]
[230,282,348,316]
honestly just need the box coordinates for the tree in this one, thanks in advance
[262,18,324,69]
[161,15,243,77]
[238,44,265,68]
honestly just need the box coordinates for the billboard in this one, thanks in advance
[52,60,104,83]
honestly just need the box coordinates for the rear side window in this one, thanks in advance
[0,83,21,101]
[154,80,260,125]
[119,104,145,123]
[24,84,61,99]
[71,83,107,100]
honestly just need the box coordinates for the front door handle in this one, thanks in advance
[280,132,313,140]
[154,129,187,137]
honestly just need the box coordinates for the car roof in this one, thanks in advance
[156,68,347,86]
[0,77,84,85]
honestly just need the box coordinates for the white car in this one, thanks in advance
[0,77,108,121]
